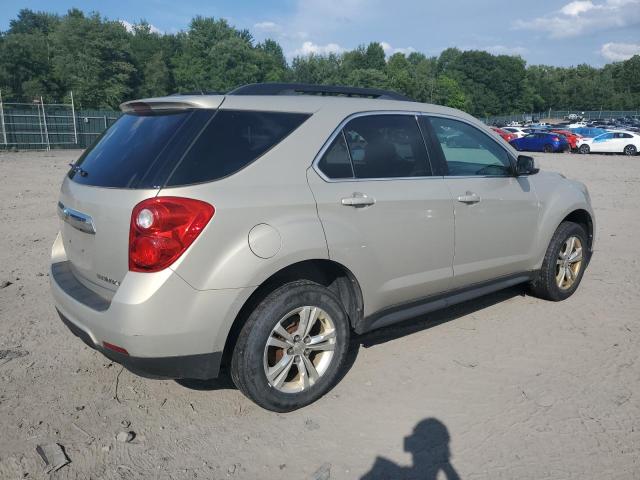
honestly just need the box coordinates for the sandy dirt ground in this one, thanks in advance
[0,149,638,479]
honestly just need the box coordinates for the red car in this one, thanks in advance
[550,129,581,150]
[491,126,516,143]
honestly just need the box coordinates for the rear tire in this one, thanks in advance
[579,144,590,154]
[623,144,637,156]
[529,222,588,301]
[543,144,553,153]
[230,280,350,412]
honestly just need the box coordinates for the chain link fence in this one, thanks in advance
[2,92,639,149]
[0,91,121,151]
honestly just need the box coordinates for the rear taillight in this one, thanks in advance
[129,197,215,273]
[552,136,560,142]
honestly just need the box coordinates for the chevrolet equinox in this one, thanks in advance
[51,83,595,411]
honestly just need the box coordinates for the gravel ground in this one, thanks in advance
[0,149,638,479]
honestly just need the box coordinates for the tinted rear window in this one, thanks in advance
[69,109,310,188]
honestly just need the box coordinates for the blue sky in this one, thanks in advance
[2,0,640,66]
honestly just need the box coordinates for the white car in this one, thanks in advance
[569,121,588,128]
[577,131,640,156]
[503,126,528,139]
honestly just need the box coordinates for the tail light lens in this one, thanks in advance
[552,136,560,142]
[129,197,215,272]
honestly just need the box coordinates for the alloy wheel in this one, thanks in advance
[263,306,336,393]
[624,145,637,156]
[556,236,583,290]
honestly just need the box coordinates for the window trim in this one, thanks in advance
[312,110,437,183]
[421,113,518,179]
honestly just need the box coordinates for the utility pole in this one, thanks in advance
[70,91,78,145]
[0,90,7,146]
[41,96,50,151]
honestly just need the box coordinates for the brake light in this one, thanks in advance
[129,197,215,272]
[552,136,560,142]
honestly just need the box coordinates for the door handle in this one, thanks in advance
[457,192,481,204]
[341,192,376,207]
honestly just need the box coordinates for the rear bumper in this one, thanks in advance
[57,309,222,379]
[50,231,253,379]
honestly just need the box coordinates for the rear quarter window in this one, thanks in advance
[166,110,310,186]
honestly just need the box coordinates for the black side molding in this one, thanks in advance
[57,310,222,380]
[355,272,535,334]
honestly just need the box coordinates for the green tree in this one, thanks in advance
[1,7,638,116]
[346,68,388,89]
[50,9,136,108]
[291,54,344,85]
[172,16,270,92]
[256,39,288,82]
[434,75,468,110]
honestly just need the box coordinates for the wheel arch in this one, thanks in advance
[562,208,594,251]
[221,259,364,366]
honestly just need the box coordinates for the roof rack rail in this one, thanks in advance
[227,83,414,101]
[170,90,225,96]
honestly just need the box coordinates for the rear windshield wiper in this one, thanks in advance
[68,164,89,177]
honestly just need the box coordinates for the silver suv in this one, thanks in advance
[51,83,594,411]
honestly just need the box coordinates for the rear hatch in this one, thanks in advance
[58,97,224,296]
[58,95,311,298]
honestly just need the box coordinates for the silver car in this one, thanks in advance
[51,83,594,412]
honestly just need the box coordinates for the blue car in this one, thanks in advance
[509,132,570,153]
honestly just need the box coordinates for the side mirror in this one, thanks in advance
[515,155,539,176]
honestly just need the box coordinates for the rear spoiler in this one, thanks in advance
[120,95,224,113]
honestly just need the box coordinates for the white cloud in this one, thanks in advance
[120,20,163,34]
[514,0,640,38]
[600,42,640,60]
[253,21,281,33]
[291,41,346,57]
[484,45,528,56]
[380,42,416,56]
[560,1,596,16]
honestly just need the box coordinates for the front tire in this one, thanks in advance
[623,144,637,156]
[529,222,588,301]
[230,280,350,412]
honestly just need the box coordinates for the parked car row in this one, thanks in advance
[490,120,640,156]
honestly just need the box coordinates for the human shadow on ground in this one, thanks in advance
[360,418,461,480]
[178,285,524,391]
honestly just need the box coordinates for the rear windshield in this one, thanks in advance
[69,109,310,188]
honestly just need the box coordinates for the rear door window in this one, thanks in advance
[342,115,431,179]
